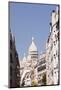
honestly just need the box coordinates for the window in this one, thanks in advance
[48,75,49,77]
[31,56,37,58]
[54,30,55,32]
[56,50,57,56]
[39,60,46,65]
[54,54,55,57]
[58,32,59,40]
[58,54,60,60]
[10,66,12,76]
[51,57,53,62]
[27,75,29,78]
[54,41,56,46]
[10,39,12,49]
[51,70,53,76]
[51,44,53,50]
[38,65,46,72]
[56,39,57,43]
[55,72,56,74]
[54,54,56,59]
[55,34,57,39]
[10,53,13,63]
[10,79,12,87]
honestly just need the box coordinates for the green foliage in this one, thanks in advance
[32,80,37,86]
[42,73,46,85]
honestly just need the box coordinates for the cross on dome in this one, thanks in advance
[32,37,34,41]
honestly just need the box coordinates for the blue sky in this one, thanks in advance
[9,2,58,59]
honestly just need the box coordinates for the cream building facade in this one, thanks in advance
[37,52,46,85]
[46,6,59,85]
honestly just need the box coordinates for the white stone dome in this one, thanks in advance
[29,37,37,52]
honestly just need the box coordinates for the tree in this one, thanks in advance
[32,80,38,86]
[42,73,46,85]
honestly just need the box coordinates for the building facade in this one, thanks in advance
[37,52,46,85]
[46,6,60,85]
[9,30,20,88]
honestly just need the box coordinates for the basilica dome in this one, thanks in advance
[28,37,37,52]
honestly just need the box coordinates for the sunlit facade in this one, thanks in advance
[46,6,59,85]
[37,52,46,85]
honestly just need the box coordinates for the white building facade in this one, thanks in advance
[37,52,46,85]
[46,6,59,85]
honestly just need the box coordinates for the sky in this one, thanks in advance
[9,2,58,59]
